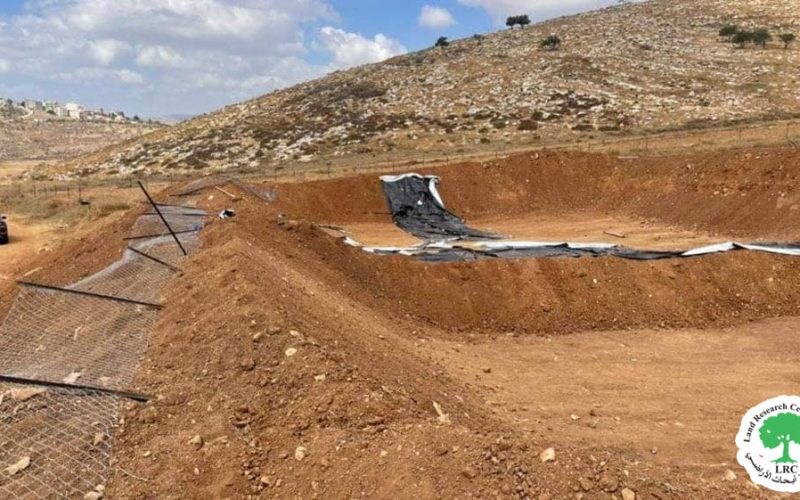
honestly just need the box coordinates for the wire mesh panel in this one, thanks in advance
[129,234,202,268]
[69,249,177,304]
[129,213,205,238]
[156,204,206,215]
[0,287,156,391]
[0,382,117,499]
[0,195,207,498]
[174,176,232,196]
[128,205,207,242]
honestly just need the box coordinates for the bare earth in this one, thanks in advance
[425,317,800,471]
[344,212,720,250]
[5,145,800,498]
[0,213,51,282]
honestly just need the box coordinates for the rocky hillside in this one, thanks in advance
[1,119,160,163]
[49,0,800,179]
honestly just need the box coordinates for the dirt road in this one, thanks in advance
[0,214,52,282]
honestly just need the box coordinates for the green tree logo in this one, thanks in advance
[759,412,800,463]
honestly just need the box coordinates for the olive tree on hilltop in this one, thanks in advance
[752,28,772,49]
[506,15,531,29]
[718,24,738,41]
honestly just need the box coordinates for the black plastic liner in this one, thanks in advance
[396,242,800,262]
[373,173,800,261]
[381,174,500,240]
[374,173,800,262]
[412,246,685,262]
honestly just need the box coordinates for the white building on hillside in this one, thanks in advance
[64,102,84,112]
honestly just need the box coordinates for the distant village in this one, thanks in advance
[0,96,153,123]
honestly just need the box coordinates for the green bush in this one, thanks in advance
[506,15,531,29]
[719,24,739,39]
[732,31,753,48]
[780,32,796,49]
[752,28,772,48]
[540,35,562,50]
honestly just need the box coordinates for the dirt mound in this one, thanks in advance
[264,146,800,335]
[106,188,761,498]
[276,147,800,241]
[7,147,798,497]
[0,207,140,317]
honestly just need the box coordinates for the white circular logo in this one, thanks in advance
[736,396,800,492]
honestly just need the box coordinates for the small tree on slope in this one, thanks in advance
[540,35,562,50]
[752,28,772,49]
[732,31,753,48]
[719,24,739,41]
[506,15,531,29]
[780,32,796,49]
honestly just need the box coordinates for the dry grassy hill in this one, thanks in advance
[47,0,800,179]
[0,119,159,164]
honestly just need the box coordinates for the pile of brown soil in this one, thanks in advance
[8,146,796,498]
[106,186,763,498]
[264,146,800,335]
[275,147,800,241]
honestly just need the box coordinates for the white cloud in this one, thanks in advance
[318,27,406,69]
[117,69,144,84]
[418,5,456,29]
[54,66,144,85]
[0,0,341,116]
[456,0,633,24]
[136,45,186,68]
[88,39,129,65]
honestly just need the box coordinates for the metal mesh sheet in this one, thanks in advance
[129,234,201,268]
[69,249,177,305]
[173,176,232,196]
[0,382,117,499]
[0,199,207,498]
[129,213,205,238]
[0,287,156,391]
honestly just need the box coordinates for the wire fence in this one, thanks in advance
[0,381,117,499]
[4,119,800,205]
[69,248,177,305]
[0,286,157,391]
[0,194,208,498]
[128,206,206,239]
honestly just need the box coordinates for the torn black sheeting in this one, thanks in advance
[363,173,800,262]
[381,174,500,240]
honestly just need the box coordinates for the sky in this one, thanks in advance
[0,0,626,119]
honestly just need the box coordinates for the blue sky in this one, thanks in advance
[0,0,624,118]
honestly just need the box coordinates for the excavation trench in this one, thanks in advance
[270,148,800,334]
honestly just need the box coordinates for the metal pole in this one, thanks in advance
[0,374,150,402]
[137,180,187,256]
[18,281,162,309]
[127,246,181,272]
[123,229,199,241]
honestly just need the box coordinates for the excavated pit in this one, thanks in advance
[271,147,800,334]
[53,145,797,499]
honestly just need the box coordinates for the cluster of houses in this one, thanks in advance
[0,96,136,122]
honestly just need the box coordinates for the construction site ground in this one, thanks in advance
[2,145,799,499]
